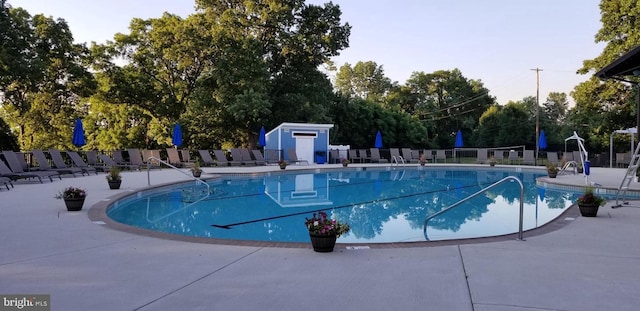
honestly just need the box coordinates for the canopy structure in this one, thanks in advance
[564,131,589,184]
[609,128,637,168]
[595,45,640,147]
[595,45,640,80]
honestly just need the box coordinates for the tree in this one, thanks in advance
[329,95,427,148]
[543,92,569,123]
[0,2,96,150]
[92,12,217,148]
[474,101,532,148]
[573,0,640,152]
[335,61,392,102]
[400,69,495,147]
[195,0,351,146]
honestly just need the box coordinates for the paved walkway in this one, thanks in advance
[1,164,639,310]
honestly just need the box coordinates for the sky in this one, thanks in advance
[9,0,605,105]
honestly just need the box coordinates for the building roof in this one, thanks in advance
[595,45,640,80]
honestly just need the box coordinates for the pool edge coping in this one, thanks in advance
[88,166,586,249]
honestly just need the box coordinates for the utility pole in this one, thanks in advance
[531,67,543,163]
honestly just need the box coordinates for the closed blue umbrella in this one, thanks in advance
[258,126,266,147]
[454,130,463,148]
[172,123,182,147]
[538,130,547,150]
[72,118,86,147]
[374,130,383,148]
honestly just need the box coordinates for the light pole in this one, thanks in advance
[531,68,543,163]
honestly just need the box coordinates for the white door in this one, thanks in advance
[295,137,314,163]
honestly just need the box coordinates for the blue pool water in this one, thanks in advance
[106,167,581,243]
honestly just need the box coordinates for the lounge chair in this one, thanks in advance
[401,148,416,163]
[546,152,561,166]
[616,152,627,168]
[389,148,405,164]
[348,149,361,163]
[562,152,574,162]
[31,149,82,177]
[411,150,421,163]
[64,150,99,175]
[86,150,102,167]
[0,151,60,183]
[476,149,488,164]
[166,148,187,167]
[359,149,371,163]
[508,151,520,164]
[127,149,150,168]
[435,150,447,163]
[251,150,268,165]
[229,148,251,165]
[98,154,140,170]
[213,149,242,166]
[142,150,162,168]
[492,150,504,164]
[14,152,34,171]
[0,176,13,190]
[49,148,93,175]
[329,149,340,164]
[286,149,309,165]
[264,149,280,164]
[573,151,583,163]
[422,150,434,163]
[180,150,194,163]
[369,148,388,163]
[198,150,216,166]
[522,150,535,165]
[112,150,130,165]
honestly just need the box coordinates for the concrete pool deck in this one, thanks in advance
[1,164,640,310]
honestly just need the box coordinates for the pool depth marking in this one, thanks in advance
[210,181,497,229]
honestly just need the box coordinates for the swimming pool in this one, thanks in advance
[106,167,580,244]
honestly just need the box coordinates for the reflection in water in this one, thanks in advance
[107,168,579,243]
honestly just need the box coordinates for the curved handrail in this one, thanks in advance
[423,176,525,241]
[146,156,210,195]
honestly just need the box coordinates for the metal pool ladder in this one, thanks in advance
[146,156,210,194]
[423,176,525,241]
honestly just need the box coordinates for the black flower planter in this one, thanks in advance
[548,171,557,178]
[64,197,85,211]
[309,233,337,252]
[108,180,121,190]
[192,171,202,178]
[578,203,599,217]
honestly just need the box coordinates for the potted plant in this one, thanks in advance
[278,160,288,170]
[190,161,202,177]
[341,158,350,167]
[304,211,350,252]
[576,186,606,217]
[106,166,122,189]
[419,154,427,166]
[546,162,559,178]
[576,162,584,174]
[55,186,87,211]
[489,156,497,167]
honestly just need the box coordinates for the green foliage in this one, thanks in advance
[0,2,95,150]
[335,61,392,102]
[329,96,427,148]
